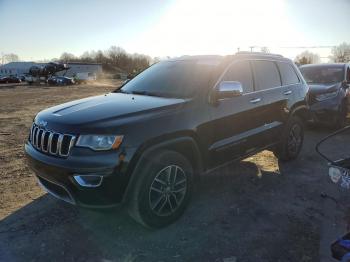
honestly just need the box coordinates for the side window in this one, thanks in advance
[222,61,254,93]
[278,62,299,85]
[253,60,281,91]
[347,67,350,82]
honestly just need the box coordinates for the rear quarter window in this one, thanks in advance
[278,62,299,85]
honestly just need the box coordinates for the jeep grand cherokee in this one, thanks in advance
[25,52,309,228]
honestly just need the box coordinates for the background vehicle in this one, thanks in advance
[26,62,69,85]
[0,76,21,84]
[74,72,96,84]
[25,52,309,228]
[300,63,350,128]
[47,76,75,86]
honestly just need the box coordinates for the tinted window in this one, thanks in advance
[300,65,345,84]
[120,60,220,98]
[253,60,281,91]
[222,61,254,93]
[278,62,299,85]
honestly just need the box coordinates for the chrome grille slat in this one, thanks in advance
[30,125,35,142]
[57,134,63,155]
[47,133,53,153]
[41,131,49,152]
[35,128,40,148]
[29,123,75,158]
[37,130,44,150]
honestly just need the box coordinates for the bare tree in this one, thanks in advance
[330,42,350,63]
[3,53,19,63]
[294,51,320,65]
[58,46,150,74]
[60,52,76,62]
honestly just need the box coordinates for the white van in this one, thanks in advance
[74,72,96,84]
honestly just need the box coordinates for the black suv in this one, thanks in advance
[25,52,309,228]
[299,63,350,127]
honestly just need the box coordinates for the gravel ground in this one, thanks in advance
[1,82,350,262]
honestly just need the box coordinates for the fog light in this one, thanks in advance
[73,175,103,188]
[329,166,342,183]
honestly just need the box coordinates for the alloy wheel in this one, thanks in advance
[148,165,187,217]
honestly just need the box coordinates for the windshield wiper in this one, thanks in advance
[130,90,170,98]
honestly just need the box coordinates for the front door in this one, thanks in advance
[207,60,265,168]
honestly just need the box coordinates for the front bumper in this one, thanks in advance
[309,98,341,123]
[25,142,136,208]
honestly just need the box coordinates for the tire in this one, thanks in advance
[273,116,304,161]
[128,150,194,228]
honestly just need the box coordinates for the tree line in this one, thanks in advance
[295,42,350,65]
[3,42,350,70]
[59,46,152,75]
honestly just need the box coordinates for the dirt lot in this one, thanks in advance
[1,81,350,262]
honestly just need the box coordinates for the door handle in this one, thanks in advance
[250,98,261,104]
[283,90,292,95]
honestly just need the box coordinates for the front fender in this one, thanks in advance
[122,135,203,203]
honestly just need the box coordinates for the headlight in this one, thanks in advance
[76,135,123,151]
[329,166,342,183]
[315,91,338,101]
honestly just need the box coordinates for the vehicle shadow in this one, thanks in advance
[0,152,322,262]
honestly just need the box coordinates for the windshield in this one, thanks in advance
[118,60,220,98]
[300,66,344,84]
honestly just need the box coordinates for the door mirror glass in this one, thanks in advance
[216,81,243,99]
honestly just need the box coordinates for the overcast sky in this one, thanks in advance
[0,0,349,61]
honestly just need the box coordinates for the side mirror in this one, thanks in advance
[216,81,243,99]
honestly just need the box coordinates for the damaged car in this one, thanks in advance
[300,63,350,128]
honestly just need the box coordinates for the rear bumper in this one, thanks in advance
[25,142,136,208]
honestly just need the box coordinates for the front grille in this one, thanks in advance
[29,123,76,157]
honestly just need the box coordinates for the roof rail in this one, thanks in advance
[235,51,283,57]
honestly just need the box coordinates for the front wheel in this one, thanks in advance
[128,150,194,228]
[273,116,304,161]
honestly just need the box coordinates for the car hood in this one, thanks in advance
[35,93,186,132]
[308,83,341,95]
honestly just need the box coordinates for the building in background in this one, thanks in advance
[0,62,45,76]
[0,61,102,77]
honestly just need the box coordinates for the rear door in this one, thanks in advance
[207,60,265,167]
[277,61,301,114]
[268,61,301,140]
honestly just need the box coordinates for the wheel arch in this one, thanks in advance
[290,102,310,123]
[122,133,204,203]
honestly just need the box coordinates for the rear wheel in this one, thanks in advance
[128,150,193,228]
[273,116,304,161]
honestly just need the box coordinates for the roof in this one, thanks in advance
[167,52,290,64]
[0,61,46,69]
[235,51,283,58]
[168,55,224,62]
